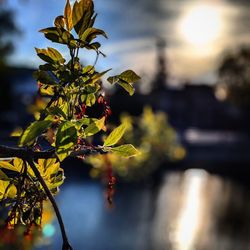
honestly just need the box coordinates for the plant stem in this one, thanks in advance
[27,158,73,250]
[93,51,99,67]
[0,145,106,160]
[70,48,75,73]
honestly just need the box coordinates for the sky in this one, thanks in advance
[3,0,250,85]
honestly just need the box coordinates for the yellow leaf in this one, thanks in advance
[0,159,23,173]
[10,127,23,137]
[84,117,106,137]
[64,0,73,31]
[0,180,16,200]
[0,169,8,180]
[13,158,24,172]
[103,122,128,147]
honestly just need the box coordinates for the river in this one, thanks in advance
[33,169,250,250]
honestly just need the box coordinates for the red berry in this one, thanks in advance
[106,107,112,116]
[98,95,104,104]
[81,104,86,114]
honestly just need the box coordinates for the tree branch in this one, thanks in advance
[27,158,73,250]
[0,145,106,160]
[0,144,107,250]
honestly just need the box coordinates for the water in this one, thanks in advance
[35,170,250,250]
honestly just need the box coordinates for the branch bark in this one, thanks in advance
[27,158,73,250]
[0,145,106,160]
[0,144,106,249]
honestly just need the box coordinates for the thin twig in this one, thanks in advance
[26,158,73,250]
[93,51,99,67]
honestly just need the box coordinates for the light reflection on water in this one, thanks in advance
[173,170,206,250]
[152,170,209,250]
[153,169,250,250]
[37,170,250,250]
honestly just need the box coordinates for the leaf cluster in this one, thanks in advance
[0,0,140,234]
[0,158,63,228]
[16,0,141,161]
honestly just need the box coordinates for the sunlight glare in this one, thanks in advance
[179,5,223,46]
[174,169,207,250]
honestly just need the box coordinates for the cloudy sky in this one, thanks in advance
[4,0,250,85]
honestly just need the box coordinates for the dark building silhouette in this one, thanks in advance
[111,39,250,132]
[151,38,168,92]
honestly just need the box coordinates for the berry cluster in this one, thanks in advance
[74,103,86,120]
[97,95,112,121]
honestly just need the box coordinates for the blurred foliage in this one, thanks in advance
[87,107,186,181]
[0,5,19,111]
[0,6,18,67]
[0,200,55,250]
[217,47,250,108]
[0,158,63,232]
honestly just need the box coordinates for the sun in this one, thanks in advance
[179,5,223,46]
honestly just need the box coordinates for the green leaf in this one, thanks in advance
[39,27,73,44]
[80,27,107,43]
[107,70,140,96]
[69,39,78,49]
[0,169,8,180]
[39,84,55,96]
[46,107,67,120]
[73,117,97,130]
[88,13,97,28]
[6,184,17,199]
[0,180,8,197]
[110,144,140,158]
[47,169,65,194]
[82,65,95,74]
[86,69,111,86]
[107,75,119,84]
[119,70,141,83]
[84,117,105,137]
[37,158,59,174]
[103,122,128,147]
[72,0,84,33]
[33,70,57,85]
[47,47,64,62]
[19,120,53,146]
[39,63,57,71]
[13,158,24,173]
[0,160,22,173]
[85,93,96,107]
[59,101,69,118]
[0,178,17,200]
[0,180,16,200]
[35,47,65,64]
[39,27,61,43]
[64,0,73,31]
[117,80,135,96]
[61,29,74,44]
[85,42,101,51]
[56,121,77,161]
[34,159,64,193]
[10,127,23,137]
[72,0,94,36]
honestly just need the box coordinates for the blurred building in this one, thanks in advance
[2,41,250,165]
[0,67,35,135]
[110,41,250,168]
[111,40,250,132]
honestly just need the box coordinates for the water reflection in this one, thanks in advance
[153,169,250,250]
[173,170,206,250]
[36,170,250,250]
